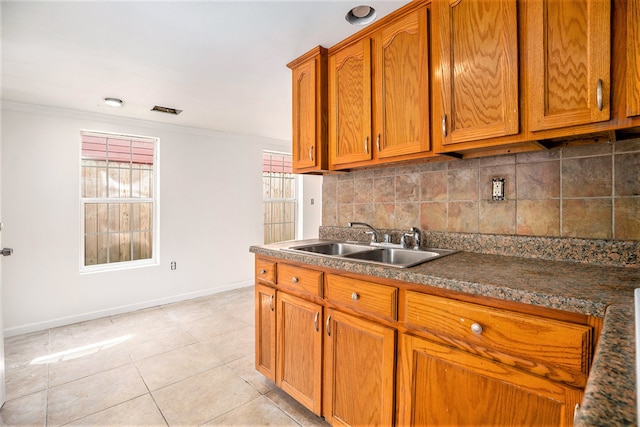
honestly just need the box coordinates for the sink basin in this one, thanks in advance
[285,241,376,256]
[284,241,457,268]
[343,247,457,268]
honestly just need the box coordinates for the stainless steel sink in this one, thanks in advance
[285,241,376,256]
[342,247,457,268]
[284,241,457,268]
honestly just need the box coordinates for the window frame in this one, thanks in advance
[79,130,160,274]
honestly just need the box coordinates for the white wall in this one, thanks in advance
[1,102,289,336]
[300,174,323,239]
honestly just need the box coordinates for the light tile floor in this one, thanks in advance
[0,286,331,427]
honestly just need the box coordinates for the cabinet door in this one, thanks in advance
[527,0,611,130]
[276,292,323,415]
[255,284,276,381]
[323,309,396,426]
[374,7,430,159]
[290,48,328,172]
[433,0,519,146]
[329,39,373,167]
[397,334,583,426]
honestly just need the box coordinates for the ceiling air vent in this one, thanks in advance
[151,105,182,115]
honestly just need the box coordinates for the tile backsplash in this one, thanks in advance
[322,138,640,241]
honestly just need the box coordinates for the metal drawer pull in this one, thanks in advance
[259,269,266,275]
[326,315,332,336]
[597,79,603,111]
[351,292,360,301]
[309,146,314,161]
[364,137,369,154]
[471,323,483,334]
[269,295,274,311]
[376,134,380,152]
[314,312,319,332]
[292,277,299,284]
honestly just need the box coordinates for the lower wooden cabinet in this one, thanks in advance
[397,334,584,426]
[323,308,396,426]
[254,284,276,381]
[276,291,323,415]
[254,256,597,426]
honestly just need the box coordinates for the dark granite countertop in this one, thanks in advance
[250,238,640,425]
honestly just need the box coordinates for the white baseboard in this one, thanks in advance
[3,280,254,337]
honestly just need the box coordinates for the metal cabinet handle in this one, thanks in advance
[471,323,483,334]
[259,268,266,275]
[351,292,359,301]
[291,277,299,284]
[1,248,13,257]
[269,294,274,311]
[314,312,319,332]
[597,79,604,111]
[364,137,369,154]
[326,315,332,336]
[442,114,448,137]
[376,134,380,152]
[309,146,314,161]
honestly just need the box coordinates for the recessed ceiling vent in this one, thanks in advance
[151,105,183,115]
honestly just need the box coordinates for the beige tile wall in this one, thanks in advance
[322,138,640,240]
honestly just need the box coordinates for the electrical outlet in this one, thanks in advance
[492,178,505,201]
[170,261,177,270]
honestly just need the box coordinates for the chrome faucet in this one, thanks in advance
[348,222,390,244]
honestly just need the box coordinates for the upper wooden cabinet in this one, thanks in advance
[527,0,611,130]
[287,47,328,173]
[373,7,430,160]
[328,4,433,169]
[328,38,373,167]
[432,0,519,148]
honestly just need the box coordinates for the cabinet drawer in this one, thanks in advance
[277,264,323,298]
[405,292,593,380]
[255,259,276,284]
[326,274,398,322]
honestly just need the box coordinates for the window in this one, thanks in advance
[80,131,158,271]
[263,151,296,244]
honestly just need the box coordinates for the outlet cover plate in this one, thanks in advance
[492,178,505,201]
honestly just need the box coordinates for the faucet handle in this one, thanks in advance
[410,227,421,250]
[364,230,378,243]
[400,232,414,248]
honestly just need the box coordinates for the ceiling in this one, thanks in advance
[1,0,411,142]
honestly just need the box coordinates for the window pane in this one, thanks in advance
[81,131,157,268]
[262,151,295,244]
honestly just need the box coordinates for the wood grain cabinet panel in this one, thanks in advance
[432,0,519,149]
[405,291,593,387]
[397,334,584,426]
[527,0,611,130]
[288,47,328,173]
[373,7,430,159]
[277,263,323,298]
[627,0,640,117]
[323,308,396,426]
[254,284,276,381]
[276,292,323,415]
[326,274,398,322]
[329,39,373,167]
[255,258,276,285]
